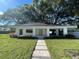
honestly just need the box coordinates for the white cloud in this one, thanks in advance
[0,12,4,15]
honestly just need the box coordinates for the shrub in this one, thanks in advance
[10,34,38,39]
[44,36,54,39]
[44,34,76,39]
[64,34,76,39]
[17,36,38,39]
[44,36,65,39]
[10,33,17,38]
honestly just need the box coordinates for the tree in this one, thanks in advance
[58,0,79,25]
[1,5,31,25]
[24,0,62,24]
[23,0,79,25]
[1,0,79,25]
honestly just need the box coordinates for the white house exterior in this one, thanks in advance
[11,23,77,38]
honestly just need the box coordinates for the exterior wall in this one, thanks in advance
[15,25,77,37]
[63,28,68,35]
[15,28,33,37]
[15,27,48,37]
[15,28,19,36]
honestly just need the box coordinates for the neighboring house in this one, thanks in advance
[70,25,79,38]
[10,22,78,38]
[0,27,10,31]
[0,27,11,34]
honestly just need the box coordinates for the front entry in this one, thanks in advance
[36,29,46,38]
[36,29,43,36]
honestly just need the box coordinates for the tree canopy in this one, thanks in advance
[0,0,79,25]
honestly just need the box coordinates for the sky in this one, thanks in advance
[0,0,32,14]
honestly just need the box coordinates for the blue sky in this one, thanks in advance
[0,0,32,12]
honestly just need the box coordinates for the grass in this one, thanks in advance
[0,34,36,59]
[46,39,79,59]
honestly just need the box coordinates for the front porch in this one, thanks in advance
[32,28,68,37]
[17,28,68,38]
[14,23,77,38]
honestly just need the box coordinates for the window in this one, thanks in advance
[26,29,33,33]
[49,29,56,36]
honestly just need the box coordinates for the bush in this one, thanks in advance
[44,36,54,39]
[10,33,17,38]
[44,36,65,39]
[44,34,76,39]
[64,34,76,39]
[17,36,38,39]
[10,34,38,39]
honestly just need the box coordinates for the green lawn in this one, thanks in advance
[46,39,79,59]
[0,34,36,59]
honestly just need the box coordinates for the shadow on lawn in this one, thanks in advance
[64,49,79,59]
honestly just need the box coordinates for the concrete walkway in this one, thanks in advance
[32,40,51,59]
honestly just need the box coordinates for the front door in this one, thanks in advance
[35,29,45,38]
[36,29,43,36]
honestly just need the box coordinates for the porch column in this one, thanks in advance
[47,29,50,37]
[33,28,35,36]
[56,29,59,36]
[15,28,19,36]
[23,28,25,35]
[63,28,68,35]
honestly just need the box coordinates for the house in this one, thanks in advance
[0,26,11,34]
[0,27,10,31]
[10,22,78,38]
